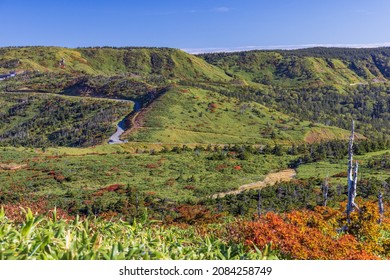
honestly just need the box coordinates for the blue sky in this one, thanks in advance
[1,0,390,52]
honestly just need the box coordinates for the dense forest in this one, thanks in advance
[0,93,132,147]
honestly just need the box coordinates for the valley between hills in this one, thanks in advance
[1,46,390,260]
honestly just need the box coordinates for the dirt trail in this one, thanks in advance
[0,163,27,171]
[212,168,296,198]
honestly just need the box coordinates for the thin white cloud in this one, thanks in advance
[213,7,230,13]
[182,42,390,54]
[143,10,197,16]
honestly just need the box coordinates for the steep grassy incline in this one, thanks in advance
[124,86,353,144]
[200,47,390,89]
[79,47,230,81]
[0,47,230,82]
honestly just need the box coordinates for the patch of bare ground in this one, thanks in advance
[212,168,296,198]
[0,163,27,171]
[304,128,365,144]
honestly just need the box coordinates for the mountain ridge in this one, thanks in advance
[2,46,390,147]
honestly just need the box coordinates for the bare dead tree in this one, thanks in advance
[322,178,329,207]
[352,161,359,209]
[346,121,354,223]
[346,120,359,225]
[378,192,384,224]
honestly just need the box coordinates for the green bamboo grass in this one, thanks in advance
[0,208,278,260]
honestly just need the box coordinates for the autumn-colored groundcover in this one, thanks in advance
[1,200,389,260]
[229,201,390,260]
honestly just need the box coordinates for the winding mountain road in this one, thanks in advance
[108,100,141,144]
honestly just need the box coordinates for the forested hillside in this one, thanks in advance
[200,47,390,88]
[0,93,132,147]
[1,46,390,260]
[3,46,390,146]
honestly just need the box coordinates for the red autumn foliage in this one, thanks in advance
[173,205,222,225]
[233,165,242,170]
[1,198,72,222]
[216,164,228,171]
[94,184,124,196]
[54,174,65,182]
[183,185,196,190]
[228,206,381,260]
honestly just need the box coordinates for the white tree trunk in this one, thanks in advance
[378,192,384,224]
[322,179,329,207]
[352,161,359,210]
[346,121,358,225]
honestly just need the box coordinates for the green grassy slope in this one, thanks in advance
[0,47,230,82]
[297,149,390,184]
[4,46,390,88]
[125,86,354,144]
[200,47,390,88]
[0,146,293,202]
[4,46,390,147]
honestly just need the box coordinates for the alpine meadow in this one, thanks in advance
[1,45,390,260]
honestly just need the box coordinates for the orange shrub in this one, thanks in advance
[341,201,383,254]
[229,208,380,260]
[173,205,222,225]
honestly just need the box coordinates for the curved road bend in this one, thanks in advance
[108,100,141,144]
